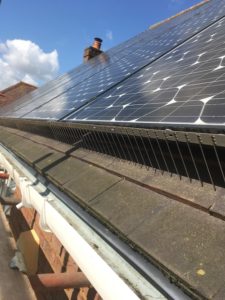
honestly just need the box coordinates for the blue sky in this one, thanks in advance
[0,0,201,88]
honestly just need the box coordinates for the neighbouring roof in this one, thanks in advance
[0,81,36,95]
[0,81,37,107]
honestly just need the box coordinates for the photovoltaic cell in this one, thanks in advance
[66,16,225,128]
[2,0,225,121]
[0,29,161,118]
[0,55,107,117]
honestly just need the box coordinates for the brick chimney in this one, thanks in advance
[83,37,103,62]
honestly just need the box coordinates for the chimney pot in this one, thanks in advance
[92,37,103,50]
[94,37,103,43]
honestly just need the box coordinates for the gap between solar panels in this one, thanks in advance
[1,118,225,191]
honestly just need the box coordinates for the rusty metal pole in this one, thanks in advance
[0,173,9,180]
[29,272,91,291]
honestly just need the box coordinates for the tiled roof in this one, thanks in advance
[1,126,225,299]
[0,81,37,107]
[0,81,36,95]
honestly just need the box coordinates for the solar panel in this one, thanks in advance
[3,0,225,121]
[0,28,158,118]
[0,55,106,117]
[65,16,225,129]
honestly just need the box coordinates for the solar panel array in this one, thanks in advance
[67,16,225,127]
[1,0,225,130]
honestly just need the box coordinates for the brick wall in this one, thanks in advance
[9,207,100,300]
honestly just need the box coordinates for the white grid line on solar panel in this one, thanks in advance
[11,11,225,119]
[1,32,156,118]
[6,60,136,118]
[62,60,225,111]
[65,16,225,126]
[4,0,225,120]
[1,45,157,118]
[17,2,223,107]
[31,2,225,121]
[15,54,210,120]
[68,76,225,108]
[70,29,223,109]
[108,4,203,54]
[102,1,212,55]
[1,27,172,117]
[0,60,107,117]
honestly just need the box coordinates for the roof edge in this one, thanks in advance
[0,81,37,94]
[149,0,210,30]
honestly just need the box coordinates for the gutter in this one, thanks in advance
[0,143,166,300]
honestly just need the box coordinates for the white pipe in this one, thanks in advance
[0,150,140,300]
[44,201,140,300]
[16,202,23,210]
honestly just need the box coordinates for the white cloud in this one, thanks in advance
[0,39,59,90]
[106,30,113,41]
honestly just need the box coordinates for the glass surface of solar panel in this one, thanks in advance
[0,26,165,118]
[0,56,107,117]
[23,1,225,120]
[8,0,225,121]
[66,15,225,128]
